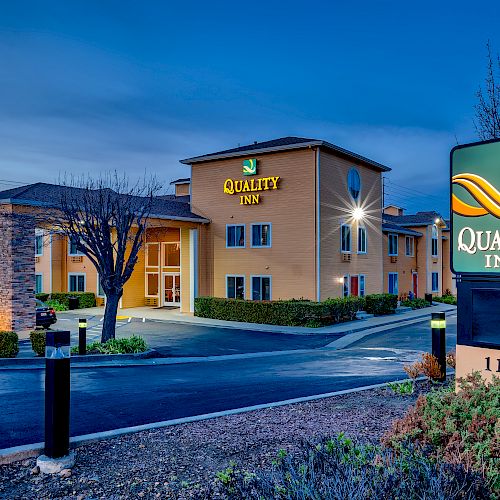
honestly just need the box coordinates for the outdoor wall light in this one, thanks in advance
[337,277,345,284]
[352,206,365,221]
[435,217,441,224]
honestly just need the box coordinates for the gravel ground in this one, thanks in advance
[0,383,431,499]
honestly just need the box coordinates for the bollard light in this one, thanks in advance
[431,312,446,382]
[78,318,87,356]
[44,331,71,459]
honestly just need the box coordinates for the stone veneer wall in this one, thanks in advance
[0,205,35,331]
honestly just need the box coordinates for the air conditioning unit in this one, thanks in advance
[35,257,40,263]
[390,256,398,263]
[342,253,351,262]
[70,256,83,263]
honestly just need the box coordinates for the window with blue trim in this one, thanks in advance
[251,224,271,247]
[226,225,245,248]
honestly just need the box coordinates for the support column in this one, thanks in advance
[0,205,35,331]
[189,228,198,313]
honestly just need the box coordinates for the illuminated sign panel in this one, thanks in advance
[451,139,500,274]
[224,159,281,205]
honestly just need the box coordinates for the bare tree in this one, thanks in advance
[48,172,161,342]
[475,41,500,140]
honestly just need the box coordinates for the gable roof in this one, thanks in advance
[383,211,446,227]
[0,182,208,223]
[382,222,423,237]
[180,136,391,172]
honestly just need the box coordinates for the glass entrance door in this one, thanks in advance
[163,273,181,306]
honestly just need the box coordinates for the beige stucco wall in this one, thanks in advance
[456,344,499,385]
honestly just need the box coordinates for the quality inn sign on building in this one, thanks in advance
[452,139,500,274]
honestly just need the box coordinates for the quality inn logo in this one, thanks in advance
[243,158,257,176]
[452,173,500,218]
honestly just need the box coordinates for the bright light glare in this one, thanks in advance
[434,218,440,224]
[352,207,365,220]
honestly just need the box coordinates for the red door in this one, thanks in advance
[412,273,418,297]
[350,276,359,296]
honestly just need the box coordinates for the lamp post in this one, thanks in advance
[431,312,446,382]
[36,330,76,473]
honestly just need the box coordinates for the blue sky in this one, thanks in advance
[0,1,499,214]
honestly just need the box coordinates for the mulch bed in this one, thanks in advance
[0,382,433,499]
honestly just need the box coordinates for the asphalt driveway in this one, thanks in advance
[56,313,345,357]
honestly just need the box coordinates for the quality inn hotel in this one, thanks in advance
[0,137,453,331]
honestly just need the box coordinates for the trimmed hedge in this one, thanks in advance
[195,296,366,326]
[400,298,430,310]
[363,293,398,315]
[36,292,96,309]
[433,295,457,306]
[0,331,19,358]
[30,329,46,356]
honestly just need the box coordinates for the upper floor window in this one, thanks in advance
[251,223,271,248]
[348,168,361,200]
[69,237,84,256]
[405,236,414,257]
[226,225,245,248]
[35,234,43,256]
[388,233,398,256]
[341,224,351,253]
[431,225,438,257]
[357,226,367,253]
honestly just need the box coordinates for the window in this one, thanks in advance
[431,225,438,257]
[343,275,349,297]
[97,275,105,297]
[69,237,84,256]
[69,273,85,292]
[35,234,43,256]
[146,273,159,297]
[388,233,398,256]
[251,223,271,248]
[359,275,366,297]
[163,242,180,267]
[357,226,367,253]
[388,273,398,295]
[341,224,351,253]
[146,243,159,267]
[405,236,414,257]
[432,272,439,292]
[348,168,361,200]
[251,276,271,300]
[226,225,245,248]
[35,274,43,294]
[226,275,245,299]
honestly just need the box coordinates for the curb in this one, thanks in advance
[0,376,430,465]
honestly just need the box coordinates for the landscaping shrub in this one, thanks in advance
[195,296,366,326]
[401,297,430,310]
[71,335,148,355]
[46,299,68,311]
[214,434,489,499]
[433,295,458,305]
[383,373,500,496]
[404,353,443,381]
[364,293,398,315]
[0,331,19,358]
[30,329,46,356]
[49,292,96,309]
[35,293,49,303]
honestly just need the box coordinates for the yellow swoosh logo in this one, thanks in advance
[452,173,500,218]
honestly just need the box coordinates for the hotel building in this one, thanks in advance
[0,137,453,330]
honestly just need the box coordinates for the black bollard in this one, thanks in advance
[431,312,446,382]
[78,319,87,355]
[44,331,71,459]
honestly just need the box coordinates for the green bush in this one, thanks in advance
[383,373,500,495]
[35,293,49,302]
[48,292,96,309]
[365,293,398,315]
[401,298,430,310]
[433,295,457,305]
[46,299,68,311]
[30,329,46,356]
[0,331,19,358]
[194,296,366,326]
[71,335,148,355]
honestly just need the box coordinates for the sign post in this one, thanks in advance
[451,138,500,385]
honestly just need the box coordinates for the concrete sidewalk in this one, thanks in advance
[65,302,457,335]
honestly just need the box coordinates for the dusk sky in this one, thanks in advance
[1,1,499,214]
